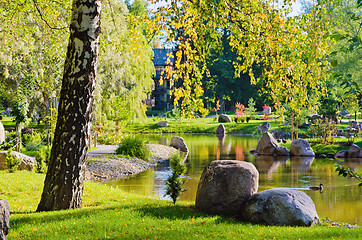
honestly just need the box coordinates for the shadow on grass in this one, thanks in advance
[10,204,132,230]
[136,204,239,225]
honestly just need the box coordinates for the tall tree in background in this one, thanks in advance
[0,1,70,121]
[37,0,101,211]
[95,0,155,127]
[202,28,265,110]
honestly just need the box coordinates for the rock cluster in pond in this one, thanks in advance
[0,151,36,171]
[335,143,362,158]
[242,189,319,226]
[254,132,314,157]
[195,160,320,226]
[0,122,4,144]
[157,121,168,127]
[195,160,259,216]
[218,114,232,123]
[0,199,10,239]
[216,124,225,136]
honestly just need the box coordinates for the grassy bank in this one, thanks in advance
[2,171,360,239]
[125,117,286,134]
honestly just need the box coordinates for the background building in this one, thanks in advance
[147,48,174,111]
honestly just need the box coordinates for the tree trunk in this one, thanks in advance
[37,0,101,212]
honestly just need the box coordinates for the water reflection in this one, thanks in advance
[106,134,362,225]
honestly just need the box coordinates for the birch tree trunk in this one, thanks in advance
[37,0,101,211]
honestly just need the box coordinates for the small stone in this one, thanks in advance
[335,150,348,159]
[216,124,225,136]
[275,146,290,156]
[170,136,189,153]
[157,121,168,127]
[0,199,10,239]
[218,114,232,123]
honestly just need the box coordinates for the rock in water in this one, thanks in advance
[255,132,280,155]
[290,139,315,156]
[347,144,362,158]
[216,124,225,136]
[195,160,259,216]
[242,189,319,226]
[170,136,188,153]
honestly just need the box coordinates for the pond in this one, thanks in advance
[105,134,362,225]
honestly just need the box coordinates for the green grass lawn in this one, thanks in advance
[2,171,361,239]
[1,116,15,129]
[124,117,287,135]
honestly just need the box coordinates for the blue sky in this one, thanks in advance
[146,0,305,16]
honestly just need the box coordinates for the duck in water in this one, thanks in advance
[309,183,324,191]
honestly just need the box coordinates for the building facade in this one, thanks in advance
[147,48,174,111]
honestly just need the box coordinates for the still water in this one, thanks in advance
[105,134,362,225]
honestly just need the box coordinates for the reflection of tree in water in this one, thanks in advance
[216,135,232,159]
[235,144,244,161]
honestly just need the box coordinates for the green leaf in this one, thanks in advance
[330,60,338,67]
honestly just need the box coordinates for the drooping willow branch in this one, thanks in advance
[32,0,68,30]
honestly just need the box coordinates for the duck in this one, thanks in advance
[309,183,324,191]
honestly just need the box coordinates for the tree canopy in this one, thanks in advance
[152,0,333,119]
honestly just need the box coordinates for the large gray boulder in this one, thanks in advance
[218,114,232,123]
[0,122,4,144]
[216,124,225,136]
[255,132,280,155]
[195,160,259,216]
[0,199,10,240]
[242,189,319,226]
[0,151,36,171]
[290,139,315,156]
[170,136,188,153]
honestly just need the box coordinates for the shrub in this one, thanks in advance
[44,145,52,165]
[115,135,150,160]
[307,119,337,143]
[165,152,188,204]
[5,149,20,173]
[97,133,124,145]
[35,149,47,173]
